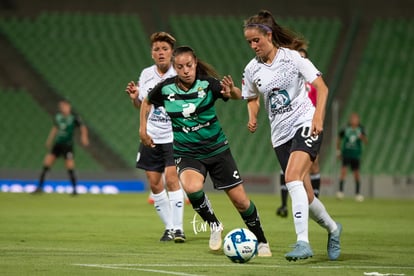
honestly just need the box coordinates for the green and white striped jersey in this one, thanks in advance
[147,75,229,159]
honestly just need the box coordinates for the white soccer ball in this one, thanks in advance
[223,228,258,263]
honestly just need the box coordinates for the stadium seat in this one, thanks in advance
[0,13,342,173]
[0,13,151,166]
[323,18,414,175]
[0,88,103,171]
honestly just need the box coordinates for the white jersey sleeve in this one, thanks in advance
[242,58,260,99]
[136,65,176,144]
[295,51,321,84]
[137,68,152,102]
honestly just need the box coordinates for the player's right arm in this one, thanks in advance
[336,130,345,159]
[46,126,58,149]
[241,65,260,133]
[125,81,141,108]
[139,98,154,148]
[247,96,260,133]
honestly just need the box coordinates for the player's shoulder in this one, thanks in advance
[243,57,261,78]
[139,65,157,79]
[279,47,303,63]
[155,76,176,89]
[245,56,259,69]
[197,75,218,83]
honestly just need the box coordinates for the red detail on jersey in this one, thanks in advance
[306,82,317,107]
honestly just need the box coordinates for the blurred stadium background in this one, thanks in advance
[0,0,413,197]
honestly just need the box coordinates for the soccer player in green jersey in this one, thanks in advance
[33,100,89,195]
[140,46,272,257]
[336,112,368,202]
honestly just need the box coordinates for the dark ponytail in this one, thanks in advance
[244,10,308,51]
[172,46,220,79]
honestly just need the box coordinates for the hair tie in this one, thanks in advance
[245,23,272,33]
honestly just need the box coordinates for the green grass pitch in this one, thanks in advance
[0,192,413,275]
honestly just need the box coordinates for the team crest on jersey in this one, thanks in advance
[269,89,292,115]
[197,87,206,98]
[153,108,161,115]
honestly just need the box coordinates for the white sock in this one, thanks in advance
[287,180,309,243]
[309,197,338,233]
[152,190,173,230]
[168,189,185,231]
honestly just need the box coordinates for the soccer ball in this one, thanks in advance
[223,228,258,263]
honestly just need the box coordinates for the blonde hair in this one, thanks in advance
[150,32,176,48]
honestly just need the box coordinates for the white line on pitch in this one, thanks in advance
[75,264,204,276]
[74,263,414,270]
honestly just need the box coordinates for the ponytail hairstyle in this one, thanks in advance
[244,10,308,51]
[172,46,220,79]
[298,48,309,58]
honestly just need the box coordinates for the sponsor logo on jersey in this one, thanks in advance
[182,103,196,118]
[182,121,211,133]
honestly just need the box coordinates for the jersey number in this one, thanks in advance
[301,126,318,148]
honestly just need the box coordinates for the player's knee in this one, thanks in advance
[284,172,301,183]
[232,198,250,212]
[165,178,180,191]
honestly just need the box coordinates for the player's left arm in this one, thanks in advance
[75,115,89,146]
[311,76,328,137]
[46,126,58,149]
[80,125,89,147]
[297,52,328,137]
[360,127,368,144]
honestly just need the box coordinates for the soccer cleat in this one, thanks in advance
[336,191,344,200]
[160,229,174,242]
[276,206,288,218]
[355,194,364,202]
[209,222,223,251]
[257,242,272,257]
[327,222,342,260]
[174,229,186,243]
[31,188,43,194]
[285,241,314,261]
[147,195,155,204]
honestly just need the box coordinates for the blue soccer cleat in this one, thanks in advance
[327,222,342,260]
[285,240,313,261]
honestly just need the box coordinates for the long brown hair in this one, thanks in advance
[244,10,307,51]
[172,46,220,79]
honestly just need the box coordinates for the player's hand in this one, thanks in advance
[220,75,234,98]
[311,114,323,137]
[140,132,155,148]
[125,81,139,101]
[247,119,257,133]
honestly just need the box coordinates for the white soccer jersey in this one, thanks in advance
[242,47,321,147]
[138,65,176,144]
